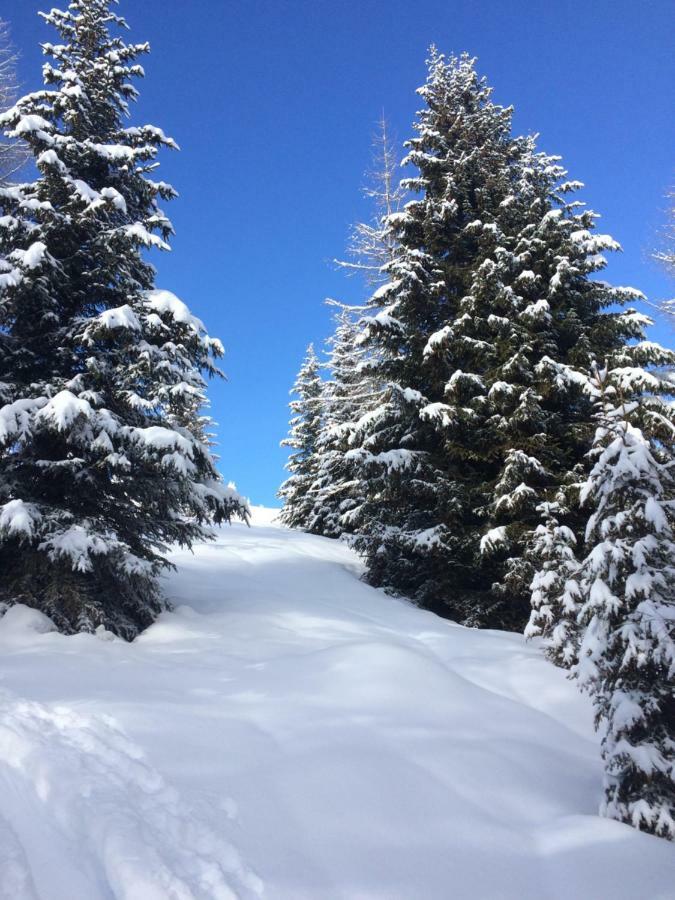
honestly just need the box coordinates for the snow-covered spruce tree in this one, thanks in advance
[278,344,325,528]
[573,365,675,840]
[347,49,659,628]
[305,307,377,537]
[524,499,582,668]
[0,1,246,639]
[305,119,402,538]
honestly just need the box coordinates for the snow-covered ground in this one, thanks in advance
[0,508,673,900]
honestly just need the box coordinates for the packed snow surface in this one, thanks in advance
[0,508,673,899]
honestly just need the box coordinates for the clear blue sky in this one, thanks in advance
[4,0,674,506]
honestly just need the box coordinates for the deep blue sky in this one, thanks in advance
[4,0,674,505]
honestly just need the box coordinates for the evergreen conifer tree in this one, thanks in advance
[278,344,324,528]
[573,366,675,840]
[525,499,581,667]
[0,1,246,638]
[303,119,401,538]
[347,49,664,628]
[305,307,379,536]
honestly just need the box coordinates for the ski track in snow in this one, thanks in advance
[0,693,261,900]
[0,810,38,900]
[0,507,673,900]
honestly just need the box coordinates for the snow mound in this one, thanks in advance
[0,604,57,636]
[0,509,672,899]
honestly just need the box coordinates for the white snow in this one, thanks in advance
[36,150,68,173]
[96,305,141,332]
[71,181,127,214]
[447,369,484,391]
[521,298,552,322]
[420,401,455,427]
[517,269,537,283]
[146,289,206,334]
[0,397,48,444]
[400,386,424,403]
[0,500,41,539]
[0,267,21,289]
[346,447,418,471]
[126,425,195,456]
[100,187,128,212]
[10,115,53,141]
[124,223,170,251]
[645,496,668,532]
[39,525,112,572]
[72,178,100,205]
[480,524,509,554]
[35,391,92,431]
[423,325,451,356]
[0,509,672,899]
[11,242,49,270]
[370,280,399,302]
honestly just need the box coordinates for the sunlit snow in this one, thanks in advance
[0,509,672,899]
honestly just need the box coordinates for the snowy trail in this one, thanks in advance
[1,509,673,899]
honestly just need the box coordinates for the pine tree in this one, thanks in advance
[303,307,377,536]
[304,118,402,538]
[525,499,581,667]
[278,344,324,528]
[346,49,664,629]
[573,366,675,840]
[0,1,246,639]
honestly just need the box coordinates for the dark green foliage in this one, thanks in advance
[278,344,324,529]
[346,50,652,629]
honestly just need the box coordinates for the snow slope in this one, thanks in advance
[0,508,673,899]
